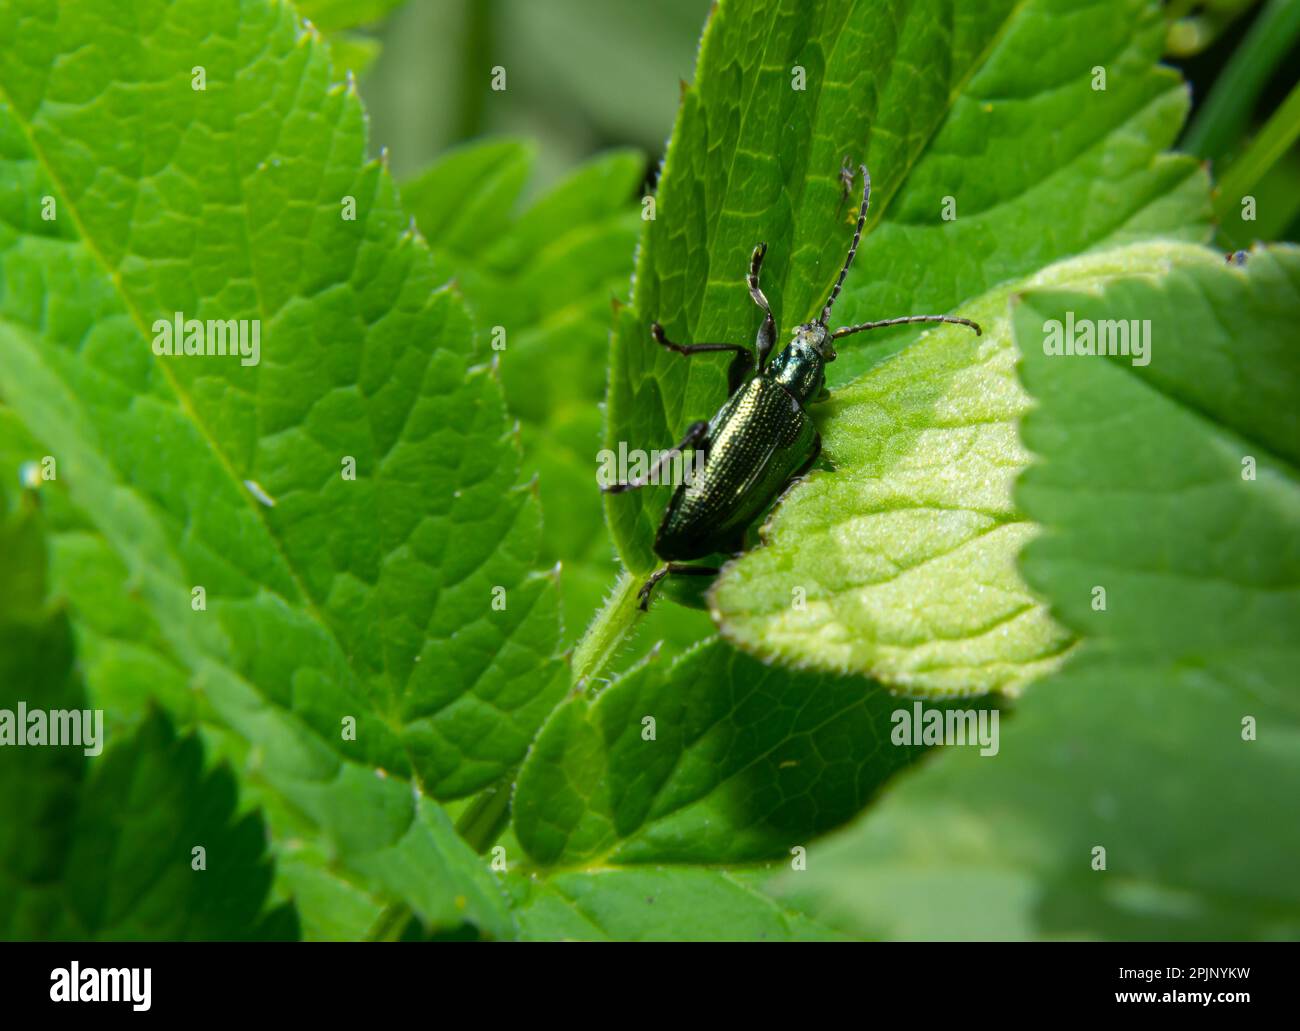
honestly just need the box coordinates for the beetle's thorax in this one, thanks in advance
[766,322,834,404]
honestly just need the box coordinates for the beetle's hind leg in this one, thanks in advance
[602,420,709,494]
[637,563,721,611]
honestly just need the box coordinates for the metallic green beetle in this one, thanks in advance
[605,165,982,609]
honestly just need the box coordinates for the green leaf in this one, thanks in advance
[410,143,639,629]
[401,137,535,264]
[0,0,553,935]
[0,500,295,940]
[711,242,1226,694]
[515,637,955,867]
[510,865,845,942]
[0,411,205,736]
[781,245,1300,940]
[604,0,1210,602]
[408,140,716,660]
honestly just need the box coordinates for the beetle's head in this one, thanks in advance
[793,321,836,363]
[771,322,833,404]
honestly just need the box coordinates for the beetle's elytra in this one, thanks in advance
[605,165,983,610]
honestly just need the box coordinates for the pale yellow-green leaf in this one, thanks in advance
[710,241,1228,696]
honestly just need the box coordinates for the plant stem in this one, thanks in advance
[1215,79,1300,230]
[455,778,513,853]
[455,0,494,141]
[456,571,648,852]
[1181,0,1300,161]
[569,569,644,690]
[367,903,412,941]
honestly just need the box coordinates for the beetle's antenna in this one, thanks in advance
[819,164,870,327]
[831,314,982,339]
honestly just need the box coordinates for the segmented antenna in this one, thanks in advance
[831,314,983,339]
[820,164,870,326]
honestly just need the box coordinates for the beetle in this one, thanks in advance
[604,165,982,610]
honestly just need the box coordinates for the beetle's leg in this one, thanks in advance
[601,420,709,494]
[650,322,749,360]
[651,322,754,397]
[747,243,777,374]
[637,563,722,611]
[726,349,756,395]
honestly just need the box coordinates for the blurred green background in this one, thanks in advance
[351,0,1300,234]
[360,0,707,192]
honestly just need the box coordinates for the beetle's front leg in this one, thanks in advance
[601,420,709,494]
[650,323,750,361]
[651,322,755,395]
[637,563,721,611]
